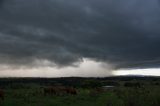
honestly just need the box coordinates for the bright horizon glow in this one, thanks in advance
[113,68,160,76]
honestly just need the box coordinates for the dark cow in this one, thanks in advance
[0,89,4,101]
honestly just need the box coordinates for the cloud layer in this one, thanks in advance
[0,0,160,69]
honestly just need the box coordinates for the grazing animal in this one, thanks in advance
[43,86,77,96]
[65,87,77,95]
[0,89,4,101]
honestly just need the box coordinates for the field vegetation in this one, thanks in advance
[0,76,160,106]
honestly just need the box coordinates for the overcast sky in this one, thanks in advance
[0,0,160,77]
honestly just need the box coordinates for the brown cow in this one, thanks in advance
[65,87,77,95]
[0,89,4,101]
[44,86,77,96]
[43,86,66,96]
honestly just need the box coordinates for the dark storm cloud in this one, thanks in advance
[0,0,4,8]
[0,0,160,69]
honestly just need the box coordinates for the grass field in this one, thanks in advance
[0,77,160,106]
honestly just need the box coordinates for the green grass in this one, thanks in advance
[0,84,160,106]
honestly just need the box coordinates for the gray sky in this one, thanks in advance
[0,0,160,77]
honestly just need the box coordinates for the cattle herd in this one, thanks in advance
[0,86,78,101]
[0,82,145,101]
[43,86,78,96]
